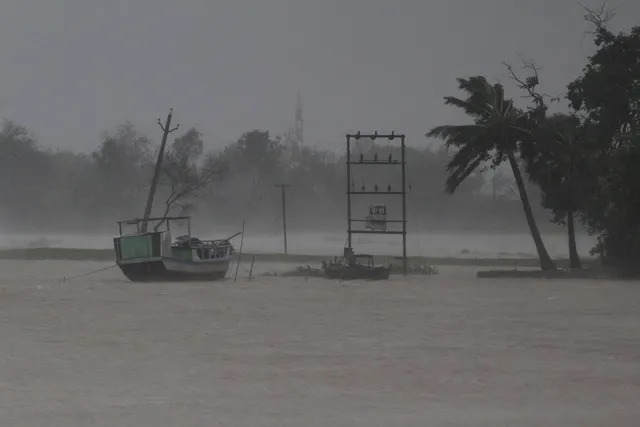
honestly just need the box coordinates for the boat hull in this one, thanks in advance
[118,257,231,282]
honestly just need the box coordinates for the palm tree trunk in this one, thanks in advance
[506,151,556,270]
[566,208,581,269]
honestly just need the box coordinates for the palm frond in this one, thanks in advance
[442,96,492,119]
[443,135,493,193]
[426,124,487,148]
[429,75,526,194]
[445,154,485,193]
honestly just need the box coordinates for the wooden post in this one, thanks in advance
[140,109,180,233]
[248,256,255,281]
[234,220,246,283]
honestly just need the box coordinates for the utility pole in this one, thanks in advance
[140,109,180,233]
[275,184,290,254]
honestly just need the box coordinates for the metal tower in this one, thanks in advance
[345,131,408,275]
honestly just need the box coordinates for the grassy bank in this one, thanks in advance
[0,247,599,268]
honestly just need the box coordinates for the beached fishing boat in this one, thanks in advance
[112,109,239,282]
[114,216,237,281]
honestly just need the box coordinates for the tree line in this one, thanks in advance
[428,6,640,273]
[0,120,546,236]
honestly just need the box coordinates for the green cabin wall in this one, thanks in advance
[114,232,165,260]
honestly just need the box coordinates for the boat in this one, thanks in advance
[321,247,391,280]
[112,109,239,282]
[113,216,237,282]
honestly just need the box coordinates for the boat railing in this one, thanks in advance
[194,244,234,261]
[171,240,233,248]
[198,239,234,246]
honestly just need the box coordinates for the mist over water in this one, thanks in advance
[1,229,596,258]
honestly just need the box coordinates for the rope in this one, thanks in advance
[60,264,117,283]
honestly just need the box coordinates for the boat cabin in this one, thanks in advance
[337,248,377,267]
[172,234,234,261]
[113,216,233,263]
[351,254,376,267]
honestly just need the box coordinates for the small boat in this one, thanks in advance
[322,248,391,280]
[113,216,237,282]
[111,110,239,282]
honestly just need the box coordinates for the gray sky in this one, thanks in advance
[0,0,637,151]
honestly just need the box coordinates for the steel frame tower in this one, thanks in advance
[345,131,408,275]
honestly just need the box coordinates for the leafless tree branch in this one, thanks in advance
[579,1,616,29]
[502,57,560,112]
[578,1,616,42]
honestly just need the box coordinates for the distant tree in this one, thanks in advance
[283,143,338,201]
[218,130,283,215]
[155,128,223,228]
[232,130,282,173]
[524,114,597,269]
[427,76,556,270]
[42,150,93,221]
[0,120,52,225]
[568,5,639,145]
[91,121,153,217]
[565,7,640,271]
[0,117,570,234]
[93,121,152,174]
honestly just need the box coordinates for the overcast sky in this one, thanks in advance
[0,0,637,152]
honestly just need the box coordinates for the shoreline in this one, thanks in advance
[0,247,598,268]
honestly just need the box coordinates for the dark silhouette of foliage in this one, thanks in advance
[427,76,556,270]
[524,114,599,269]
[565,10,640,272]
[156,128,223,224]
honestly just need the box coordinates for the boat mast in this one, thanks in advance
[140,109,180,233]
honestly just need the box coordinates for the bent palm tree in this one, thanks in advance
[427,76,556,270]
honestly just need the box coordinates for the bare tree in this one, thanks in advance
[502,57,560,114]
[154,128,224,230]
[579,1,616,37]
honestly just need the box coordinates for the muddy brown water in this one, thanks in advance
[1,260,639,426]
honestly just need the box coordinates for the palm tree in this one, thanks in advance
[427,76,556,270]
[523,114,593,269]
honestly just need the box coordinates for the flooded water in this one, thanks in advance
[1,260,638,426]
[1,230,597,259]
